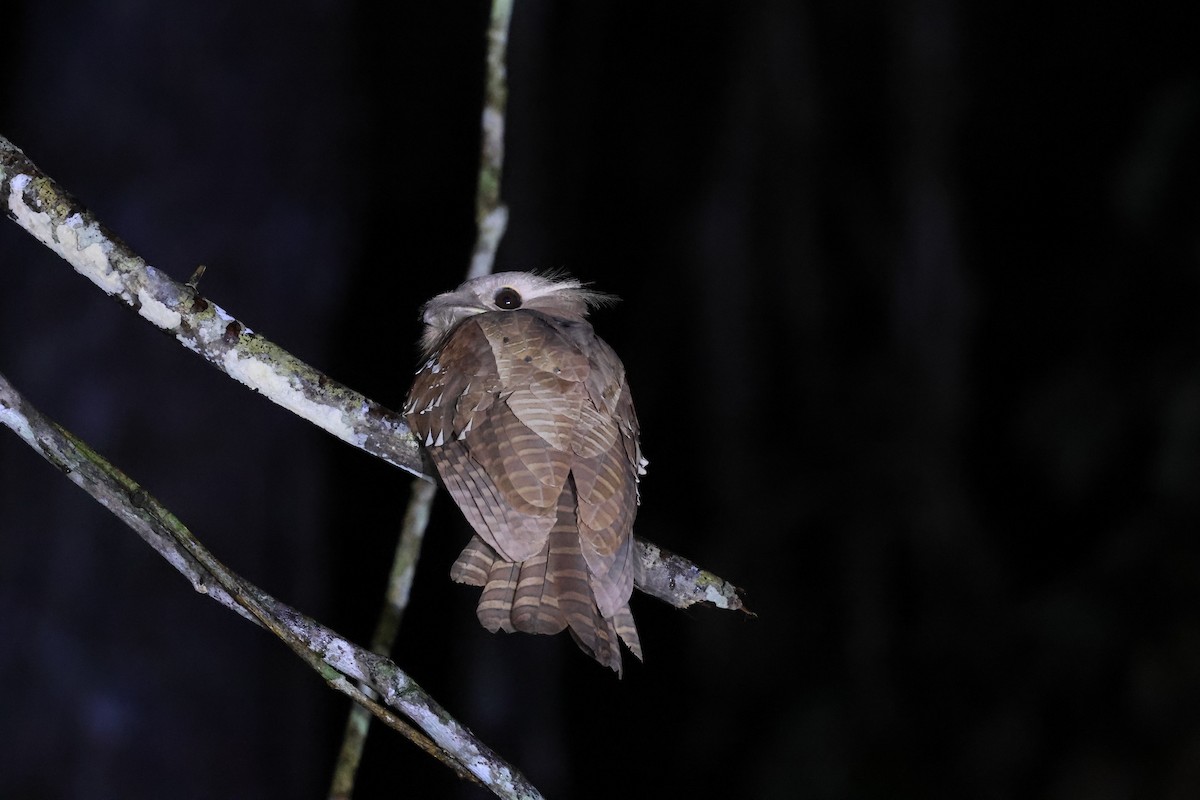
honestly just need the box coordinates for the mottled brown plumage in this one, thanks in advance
[403,272,646,674]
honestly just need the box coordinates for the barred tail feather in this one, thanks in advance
[452,485,642,675]
[450,535,495,586]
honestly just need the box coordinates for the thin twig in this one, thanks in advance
[469,0,514,280]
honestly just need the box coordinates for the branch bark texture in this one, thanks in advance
[2,126,749,795]
[0,136,423,477]
[2,131,745,611]
[0,370,542,800]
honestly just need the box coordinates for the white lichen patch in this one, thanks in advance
[174,332,202,355]
[57,216,122,295]
[136,286,182,330]
[6,175,124,295]
[398,704,509,788]
[703,583,729,607]
[322,636,367,680]
[221,350,362,445]
[7,174,55,249]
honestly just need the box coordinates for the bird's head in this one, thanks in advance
[418,271,614,355]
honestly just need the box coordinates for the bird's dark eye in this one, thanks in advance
[494,287,523,309]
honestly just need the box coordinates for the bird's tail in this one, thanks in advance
[450,492,642,675]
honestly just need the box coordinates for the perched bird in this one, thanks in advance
[403,272,646,674]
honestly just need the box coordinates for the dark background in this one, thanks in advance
[2,2,1199,798]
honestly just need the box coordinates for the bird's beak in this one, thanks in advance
[421,289,486,326]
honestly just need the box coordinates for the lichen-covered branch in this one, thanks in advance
[0,370,542,800]
[634,540,750,613]
[0,133,746,607]
[0,136,422,478]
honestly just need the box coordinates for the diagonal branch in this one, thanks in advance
[0,132,748,613]
[0,136,422,478]
[0,370,542,800]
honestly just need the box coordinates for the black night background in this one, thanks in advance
[2,3,1199,798]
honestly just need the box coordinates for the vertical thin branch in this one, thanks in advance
[469,0,515,280]
[327,478,435,800]
[327,2,515,796]
[370,479,438,651]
